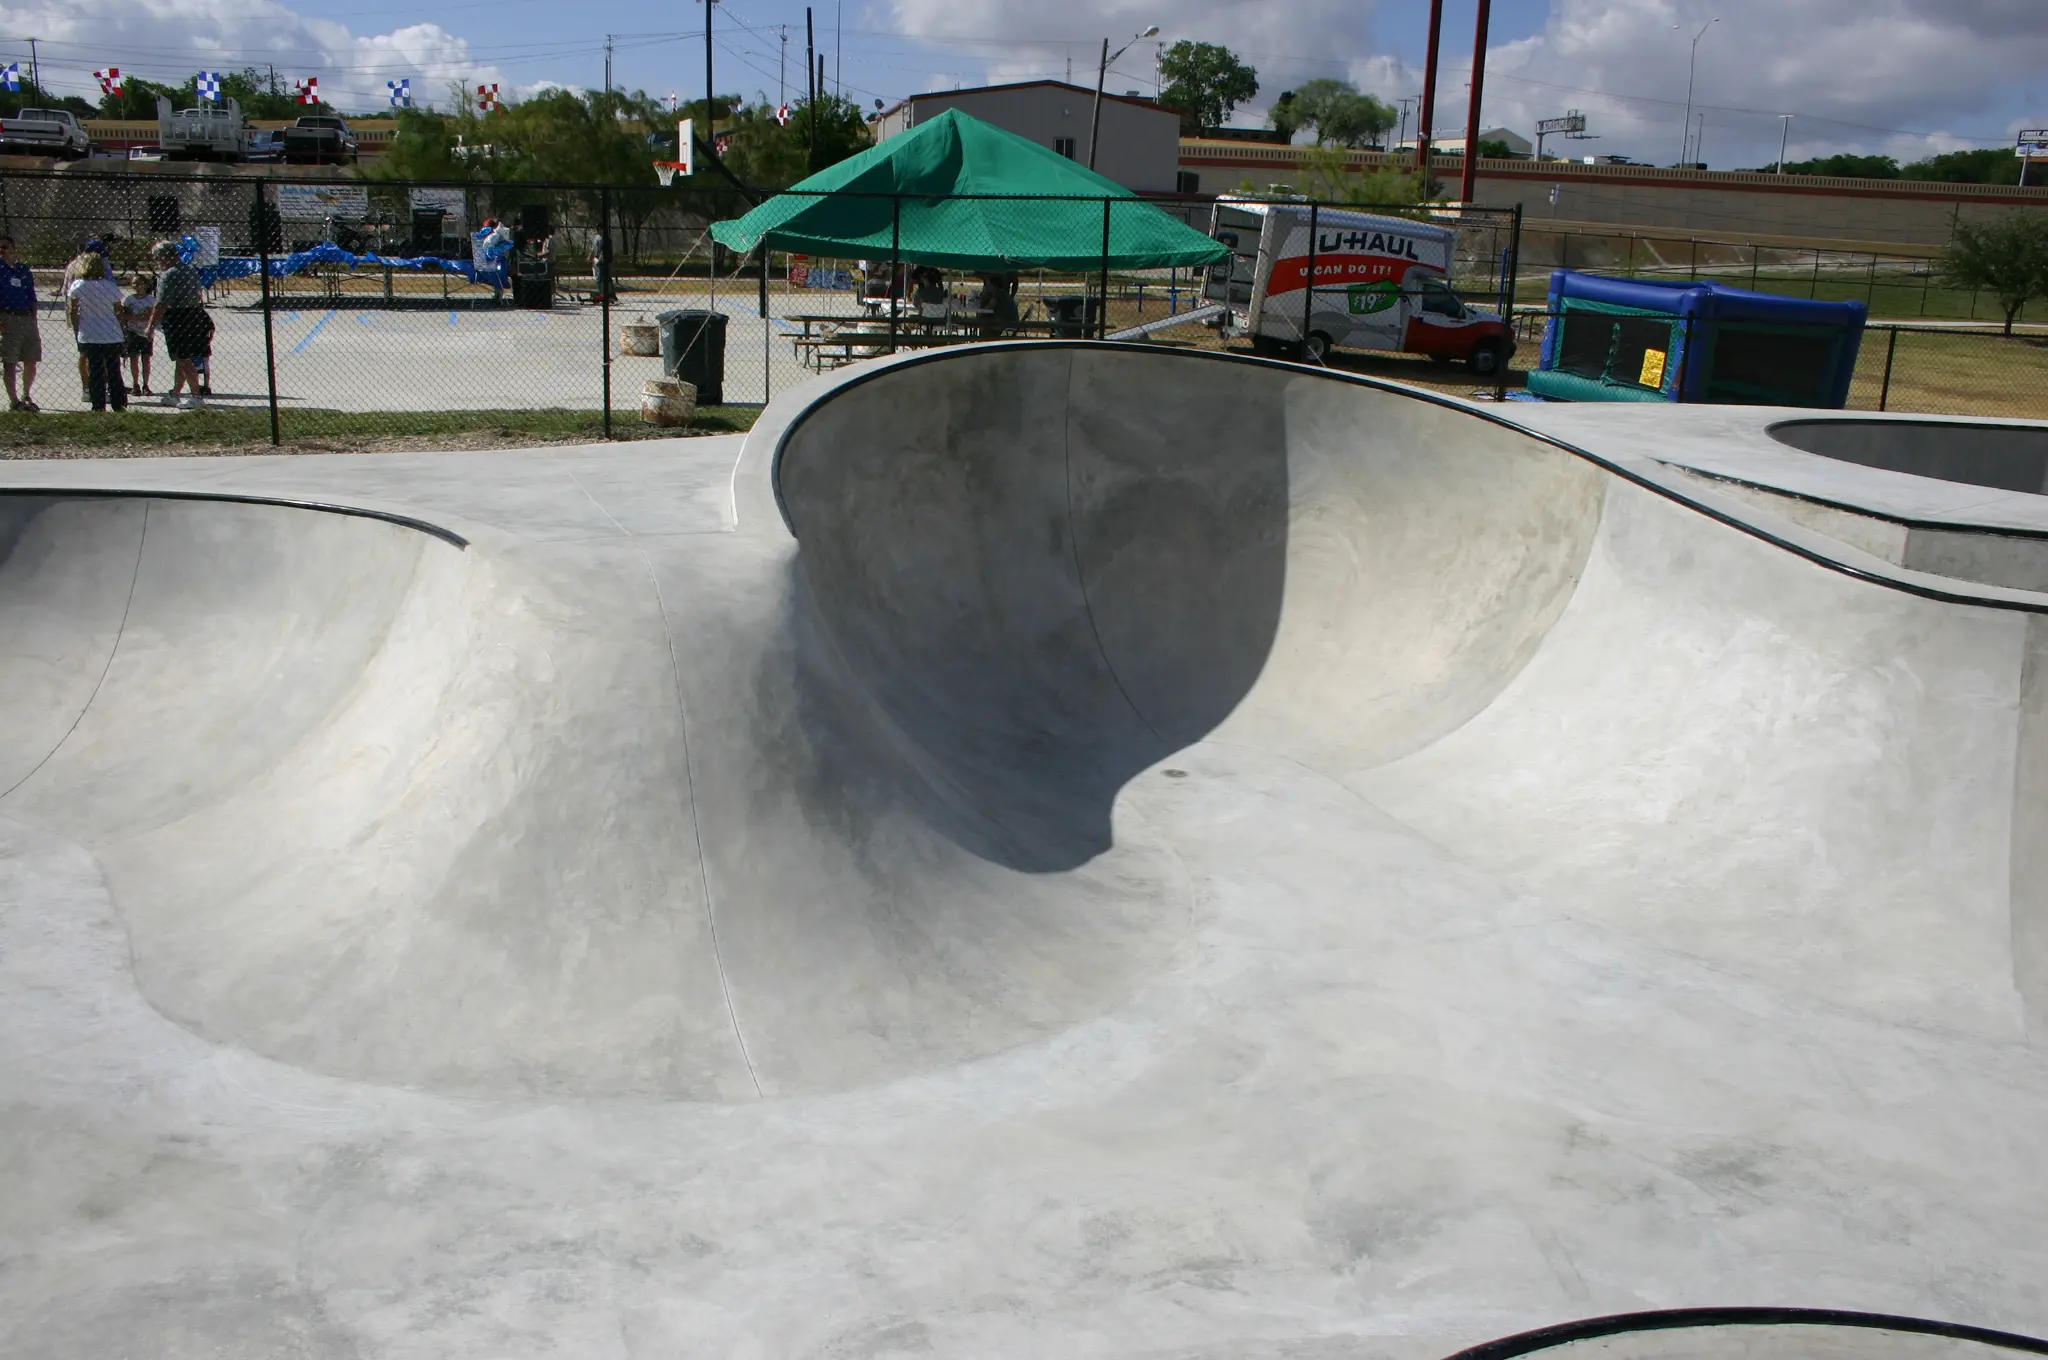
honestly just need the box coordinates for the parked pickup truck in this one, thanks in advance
[0,108,91,159]
[157,96,247,161]
[281,116,358,164]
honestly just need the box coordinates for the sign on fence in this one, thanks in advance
[277,184,369,220]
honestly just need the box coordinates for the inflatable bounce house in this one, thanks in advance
[1527,270,1867,406]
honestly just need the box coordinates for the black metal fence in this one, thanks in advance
[1514,225,2026,324]
[0,166,2039,443]
[1506,308,2048,418]
[0,167,1528,443]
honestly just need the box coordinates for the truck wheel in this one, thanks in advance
[1466,341,1505,377]
[1296,332,1331,364]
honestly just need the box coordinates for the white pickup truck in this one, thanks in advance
[156,96,248,161]
[0,108,91,159]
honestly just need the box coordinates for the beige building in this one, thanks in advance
[871,81,1184,194]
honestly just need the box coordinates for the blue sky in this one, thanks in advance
[0,0,2040,170]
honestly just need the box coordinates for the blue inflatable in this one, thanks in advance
[183,236,511,293]
[1527,270,1867,407]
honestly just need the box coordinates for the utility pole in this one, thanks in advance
[1090,25,1158,171]
[1458,0,1493,205]
[704,0,715,146]
[1395,96,1416,152]
[604,35,613,97]
[1776,113,1792,174]
[779,26,787,107]
[806,7,817,171]
[835,0,841,95]
[1415,0,1444,171]
[25,38,36,92]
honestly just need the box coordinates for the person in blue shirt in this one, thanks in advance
[0,236,42,412]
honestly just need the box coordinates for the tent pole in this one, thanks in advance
[890,196,900,354]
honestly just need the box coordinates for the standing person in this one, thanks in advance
[0,236,41,412]
[64,252,127,412]
[145,240,208,409]
[59,242,111,400]
[122,272,156,396]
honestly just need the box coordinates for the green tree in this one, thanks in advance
[0,80,95,120]
[1295,145,1432,204]
[97,77,180,120]
[1159,40,1258,135]
[1268,90,1302,142]
[716,94,870,187]
[1937,211,2048,335]
[1288,78,1395,149]
[1770,153,1901,178]
[1903,148,2023,186]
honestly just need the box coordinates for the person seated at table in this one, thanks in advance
[913,267,947,332]
[974,272,1021,337]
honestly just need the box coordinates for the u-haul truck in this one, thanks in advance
[1202,198,1514,374]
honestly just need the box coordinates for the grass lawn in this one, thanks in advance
[0,405,759,458]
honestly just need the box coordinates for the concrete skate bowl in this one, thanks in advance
[774,343,2048,1046]
[771,344,1607,873]
[1771,418,2048,494]
[1448,1309,2048,1360]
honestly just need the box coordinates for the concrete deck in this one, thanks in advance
[1,344,2044,1357]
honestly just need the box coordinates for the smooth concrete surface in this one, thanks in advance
[1771,418,2048,495]
[2,346,2048,1356]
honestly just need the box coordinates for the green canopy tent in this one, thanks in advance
[708,108,1227,273]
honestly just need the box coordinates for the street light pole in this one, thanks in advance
[1089,24,1158,172]
[1678,17,1716,166]
[1457,0,1493,205]
[1776,113,1792,174]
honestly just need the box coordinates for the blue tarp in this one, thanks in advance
[188,237,511,291]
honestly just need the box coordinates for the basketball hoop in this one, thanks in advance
[654,161,686,187]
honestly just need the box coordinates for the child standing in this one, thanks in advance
[122,272,155,396]
[63,253,127,412]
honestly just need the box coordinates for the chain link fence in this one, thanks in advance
[1500,309,2048,419]
[0,166,2040,447]
[1516,224,2031,324]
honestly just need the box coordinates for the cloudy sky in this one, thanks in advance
[0,0,2038,168]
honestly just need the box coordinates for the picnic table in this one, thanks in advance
[785,311,1069,371]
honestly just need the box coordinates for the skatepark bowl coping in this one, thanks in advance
[1771,418,2048,494]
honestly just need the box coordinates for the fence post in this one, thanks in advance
[254,180,280,447]
[888,195,900,355]
[1302,202,1318,360]
[1865,253,1877,308]
[1809,248,1821,299]
[1688,238,1698,282]
[758,244,769,406]
[1919,261,1933,318]
[1098,198,1113,340]
[1497,204,1521,402]
[1673,315,1691,403]
[1878,326,1898,411]
[599,186,612,440]
[1749,247,1759,292]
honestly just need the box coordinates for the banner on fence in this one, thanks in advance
[277,184,369,220]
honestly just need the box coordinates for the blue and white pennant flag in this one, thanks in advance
[196,70,221,101]
[0,63,18,93]
[388,79,411,108]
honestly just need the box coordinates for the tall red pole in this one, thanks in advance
[1415,0,1445,174]
[1459,0,1493,204]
